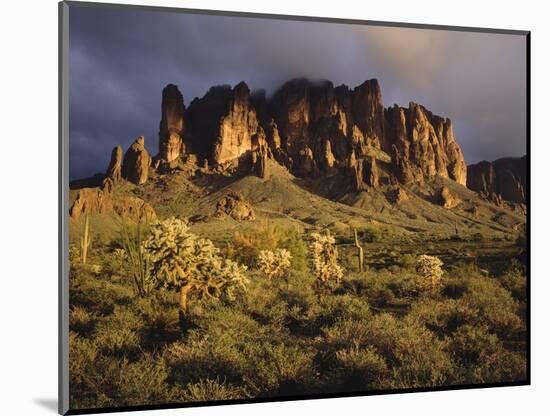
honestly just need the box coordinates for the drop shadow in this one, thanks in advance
[34,398,58,413]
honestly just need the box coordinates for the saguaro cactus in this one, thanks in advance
[80,214,91,264]
[354,228,364,272]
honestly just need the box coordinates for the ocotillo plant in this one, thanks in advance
[119,218,153,297]
[354,228,364,272]
[80,214,91,264]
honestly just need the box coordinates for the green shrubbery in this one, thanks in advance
[68,218,527,409]
[228,220,307,272]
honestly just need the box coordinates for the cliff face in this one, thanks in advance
[158,84,185,163]
[263,78,466,187]
[186,82,263,167]
[102,77,471,192]
[386,103,467,186]
[467,156,527,204]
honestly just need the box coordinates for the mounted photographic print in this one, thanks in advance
[59,1,530,414]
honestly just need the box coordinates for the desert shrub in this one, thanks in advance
[278,228,309,272]
[406,298,480,337]
[464,276,524,340]
[257,249,292,280]
[321,313,452,389]
[448,261,482,278]
[229,233,263,266]
[230,220,307,272]
[309,231,343,291]
[115,354,172,406]
[316,295,372,329]
[142,217,248,325]
[365,314,453,388]
[69,306,97,336]
[342,272,416,306]
[360,227,384,243]
[415,255,444,293]
[499,259,527,302]
[93,306,142,355]
[334,347,388,388]
[69,332,99,398]
[69,267,134,315]
[241,273,291,329]
[134,292,179,332]
[442,277,469,299]
[396,253,418,269]
[165,307,315,395]
[276,273,321,334]
[417,268,524,341]
[71,351,173,409]
[182,378,247,402]
[243,342,316,394]
[322,318,372,350]
[445,324,527,384]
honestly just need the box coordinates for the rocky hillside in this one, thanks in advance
[69,78,526,228]
[467,156,527,205]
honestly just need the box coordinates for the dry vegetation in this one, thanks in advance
[68,210,527,409]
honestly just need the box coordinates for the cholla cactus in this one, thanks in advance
[69,244,79,263]
[142,217,248,322]
[309,231,343,289]
[257,249,292,280]
[415,254,444,292]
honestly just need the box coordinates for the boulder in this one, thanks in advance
[106,145,123,182]
[122,136,150,185]
[438,186,460,209]
[215,191,255,221]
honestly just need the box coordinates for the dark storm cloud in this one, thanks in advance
[69,5,527,180]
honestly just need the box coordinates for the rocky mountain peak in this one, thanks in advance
[158,84,185,163]
[98,77,473,195]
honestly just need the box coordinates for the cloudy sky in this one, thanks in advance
[69,4,527,180]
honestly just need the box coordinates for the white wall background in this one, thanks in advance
[0,0,547,415]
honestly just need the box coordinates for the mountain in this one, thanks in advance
[68,78,525,239]
[467,156,527,205]
[107,78,466,190]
